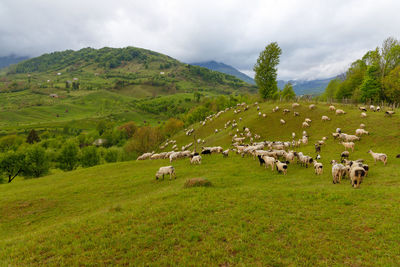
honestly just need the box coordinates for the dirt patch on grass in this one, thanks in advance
[184,178,212,188]
[0,198,57,221]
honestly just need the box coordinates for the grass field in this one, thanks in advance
[1,102,400,266]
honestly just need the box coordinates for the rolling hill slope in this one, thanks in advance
[1,102,400,265]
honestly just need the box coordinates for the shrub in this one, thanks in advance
[104,147,120,163]
[58,141,80,171]
[80,146,100,168]
[23,145,50,178]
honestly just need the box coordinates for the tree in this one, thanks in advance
[323,78,342,101]
[163,118,184,137]
[0,135,24,152]
[254,42,282,99]
[81,146,100,168]
[23,145,49,178]
[0,151,25,183]
[383,65,400,103]
[281,82,296,100]
[26,129,40,144]
[360,65,381,102]
[58,141,80,171]
[117,121,137,139]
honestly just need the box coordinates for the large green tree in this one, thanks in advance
[281,82,296,100]
[254,42,282,99]
[58,141,80,171]
[0,151,25,183]
[360,65,381,102]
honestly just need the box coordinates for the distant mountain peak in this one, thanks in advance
[190,61,255,85]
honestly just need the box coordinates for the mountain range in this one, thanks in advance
[0,55,29,69]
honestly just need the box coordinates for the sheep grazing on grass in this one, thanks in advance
[360,123,366,129]
[322,115,331,121]
[376,106,381,112]
[190,155,202,165]
[137,152,153,160]
[315,144,321,153]
[359,106,367,112]
[302,135,308,145]
[280,119,286,125]
[258,112,261,116]
[370,105,375,111]
[355,129,369,136]
[263,156,276,171]
[329,105,336,111]
[316,154,321,160]
[257,155,266,166]
[397,154,400,158]
[309,104,316,110]
[292,103,300,108]
[283,109,290,114]
[262,113,267,118]
[295,152,313,168]
[385,110,395,116]
[314,161,323,175]
[302,122,310,128]
[275,160,289,174]
[155,166,176,180]
[361,112,367,118]
[341,151,350,161]
[222,149,229,157]
[332,132,340,139]
[336,128,342,133]
[341,142,355,152]
[305,118,312,123]
[272,106,279,112]
[294,112,300,116]
[331,160,346,184]
[340,133,359,142]
[368,150,387,165]
[201,149,212,155]
[348,162,367,188]
[336,109,346,115]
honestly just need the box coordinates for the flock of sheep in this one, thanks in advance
[138,102,395,188]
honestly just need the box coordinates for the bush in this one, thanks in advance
[23,145,50,178]
[104,147,120,163]
[80,146,100,168]
[58,141,80,171]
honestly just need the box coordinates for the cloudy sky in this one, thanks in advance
[1,0,399,80]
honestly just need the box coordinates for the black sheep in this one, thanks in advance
[257,155,265,166]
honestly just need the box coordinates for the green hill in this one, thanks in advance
[0,47,256,132]
[1,102,400,265]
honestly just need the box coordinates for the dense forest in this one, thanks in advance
[322,37,400,103]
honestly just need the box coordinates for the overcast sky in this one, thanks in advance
[1,0,399,80]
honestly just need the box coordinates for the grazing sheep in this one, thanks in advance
[331,160,346,184]
[332,132,340,139]
[275,160,289,174]
[341,151,350,161]
[258,112,262,116]
[272,106,279,112]
[155,166,176,180]
[283,109,290,114]
[222,149,229,157]
[294,111,300,116]
[263,113,267,118]
[263,156,276,171]
[284,151,296,163]
[361,112,367,118]
[292,103,300,108]
[397,154,400,158]
[336,109,346,115]
[305,118,312,123]
[137,152,153,160]
[359,106,367,111]
[302,122,310,128]
[370,105,375,111]
[302,135,308,145]
[315,143,321,153]
[190,155,202,165]
[340,134,360,142]
[355,128,369,136]
[316,154,321,160]
[322,136,327,141]
[322,115,331,121]
[201,149,212,155]
[296,152,313,167]
[292,132,296,139]
[336,128,342,133]
[309,104,316,110]
[341,142,355,152]
[302,130,307,136]
[385,110,395,116]
[376,106,381,112]
[368,150,387,165]
[314,161,323,175]
[257,155,266,166]
[257,106,260,111]
[280,119,286,124]
[329,105,336,111]
[349,163,366,188]
[360,123,365,129]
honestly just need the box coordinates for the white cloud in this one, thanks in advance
[1,0,399,80]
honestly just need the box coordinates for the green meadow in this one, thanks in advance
[1,102,400,266]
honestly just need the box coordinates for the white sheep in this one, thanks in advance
[331,160,346,184]
[190,155,202,165]
[302,135,308,144]
[155,166,176,180]
[309,104,316,110]
[280,119,286,124]
[361,112,367,118]
[360,123,365,129]
[341,141,355,152]
[321,115,331,121]
[262,113,267,118]
[329,105,336,111]
[263,156,276,171]
[314,161,323,175]
[368,150,387,165]
[349,163,366,188]
[258,112,261,116]
[137,152,153,160]
[294,111,300,116]
[292,103,300,108]
[385,110,395,116]
[355,129,369,136]
[370,105,375,111]
[302,122,310,128]
[305,118,312,123]
[336,109,346,115]
[275,160,288,174]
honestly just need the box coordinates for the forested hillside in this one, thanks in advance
[322,37,400,103]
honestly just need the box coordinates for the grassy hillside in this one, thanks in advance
[0,47,255,133]
[1,102,400,265]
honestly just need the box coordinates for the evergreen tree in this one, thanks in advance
[26,129,40,144]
